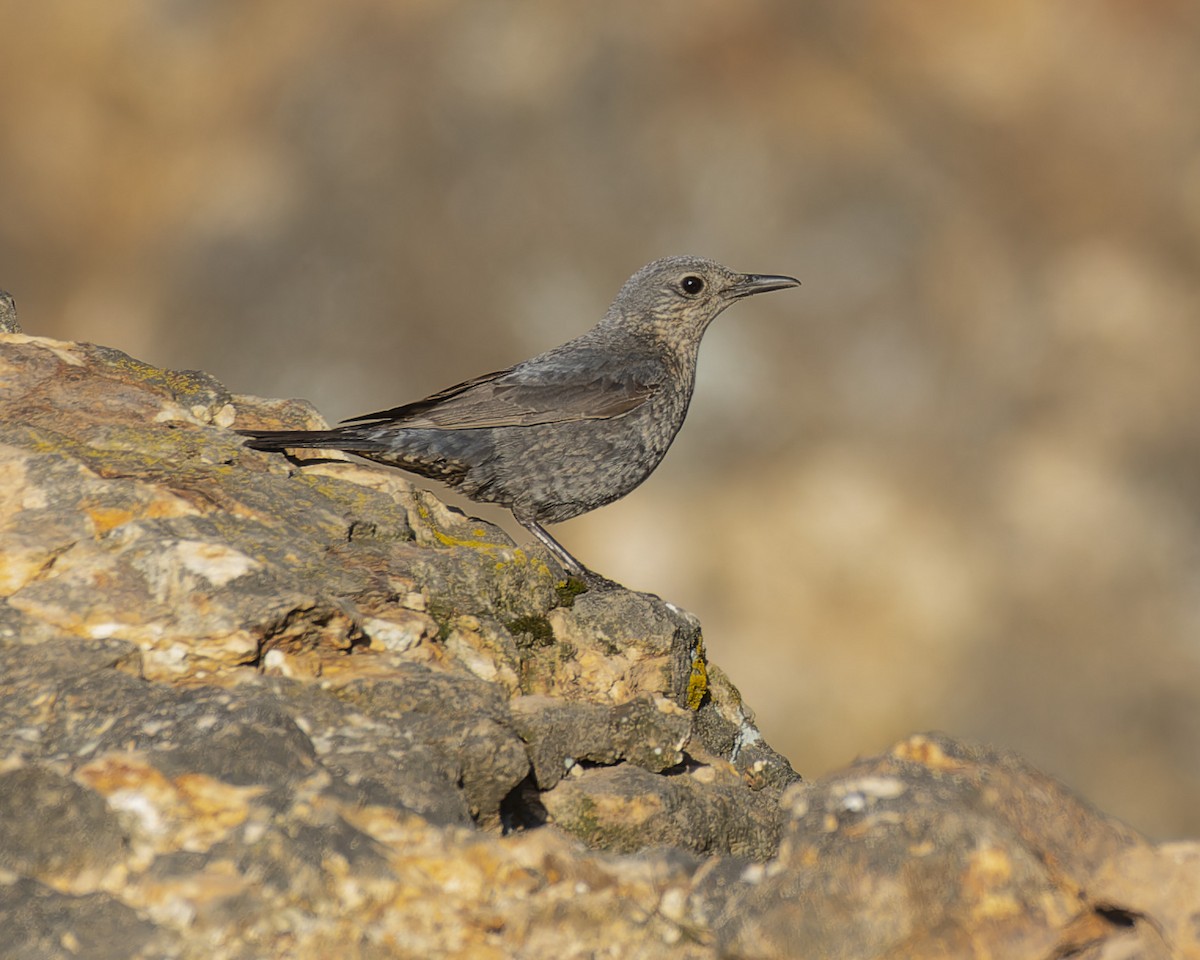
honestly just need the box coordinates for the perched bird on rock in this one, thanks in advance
[240,255,799,584]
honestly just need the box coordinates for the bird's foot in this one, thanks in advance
[577,568,623,592]
[520,520,624,593]
[555,570,622,599]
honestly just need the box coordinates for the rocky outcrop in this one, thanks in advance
[0,326,1196,959]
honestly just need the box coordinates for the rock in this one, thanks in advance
[541,762,784,861]
[1088,842,1200,959]
[510,694,694,788]
[0,331,1194,959]
[0,291,18,333]
[708,732,1195,960]
[332,663,532,827]
[539,590,704,705]
[0,766,128,884]
[0,879,172,960]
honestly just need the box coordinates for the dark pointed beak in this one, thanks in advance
[728,272,802,299]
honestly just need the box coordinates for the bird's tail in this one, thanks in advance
[237,427,394,454]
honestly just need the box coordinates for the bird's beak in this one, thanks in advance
[727,272,802,299]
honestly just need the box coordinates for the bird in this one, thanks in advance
[239,255,800,585]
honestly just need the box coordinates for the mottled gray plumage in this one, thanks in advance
[240,255,799,583]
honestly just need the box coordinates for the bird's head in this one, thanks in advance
[602,255,800,346]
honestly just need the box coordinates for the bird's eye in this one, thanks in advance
[680,275,705,296]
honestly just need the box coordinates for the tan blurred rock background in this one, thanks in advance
[2,0,1198,839]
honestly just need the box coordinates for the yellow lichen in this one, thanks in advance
[686,634,708,711]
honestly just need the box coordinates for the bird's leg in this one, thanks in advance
[519,519,587,577]
[518,519,620,590]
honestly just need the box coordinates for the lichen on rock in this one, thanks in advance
[0,331,1194,960]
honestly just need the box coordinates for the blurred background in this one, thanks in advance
[2,0,1198,838]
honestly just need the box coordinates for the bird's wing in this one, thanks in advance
[342,362,661,430]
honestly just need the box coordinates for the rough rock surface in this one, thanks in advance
[0,329,1196,959]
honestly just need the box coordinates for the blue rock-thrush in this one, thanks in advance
[240,255,799,583]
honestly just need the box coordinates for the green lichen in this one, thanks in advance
[558,793,657,854]
[505,615,554,648]
[554,576,589,608]
[293,473,413,543]
[91,347,230,408]
[24,423,233,480]
[567,793,601,837]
